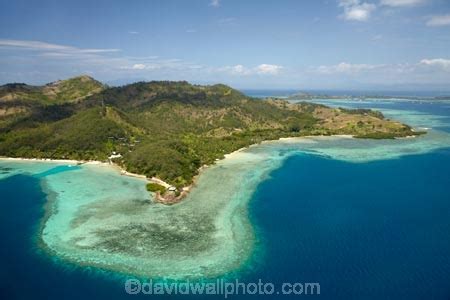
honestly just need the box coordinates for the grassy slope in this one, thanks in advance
[0,75,105,105]
[0,79,420,187]
[0,75,105,126]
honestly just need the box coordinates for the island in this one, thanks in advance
[0,76,422,203]
[284,91,450,101]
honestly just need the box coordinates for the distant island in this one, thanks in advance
[284,91,450,101]
[0,76,423,203]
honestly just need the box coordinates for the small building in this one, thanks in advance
[108,153,122,160]
[168,186,177,192]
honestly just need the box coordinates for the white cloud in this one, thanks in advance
[420,58,450,71]
[217,64,250,75]
[316,62,379,74]
[132,64,146,70]
[0,39,201,77]
[230,65,248,74]
[380,0,426,7]
[314,59,450,76]
[128,31,139,35]
[426,15,450,27]
[339,0,376,22]
[301,59,450,90]
[123,59,194,71]
[0,39,120,54]
[256,64,283,75]
[209,0,220,7]
[217,64,283,76]
[38,52,73,58]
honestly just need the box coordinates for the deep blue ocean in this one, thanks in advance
[247,149,450,299]
[1,97,450,299]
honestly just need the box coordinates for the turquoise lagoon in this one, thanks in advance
[1,98,450,299]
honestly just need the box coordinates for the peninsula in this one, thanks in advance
[0,76,422,203]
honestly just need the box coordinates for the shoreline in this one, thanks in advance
[0,156,149,179]
[153,135,357,204]
[0,133,420,205]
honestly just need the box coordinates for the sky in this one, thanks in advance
[0,0,450,91]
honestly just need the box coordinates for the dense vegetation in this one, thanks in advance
[0,76,421,188]
[338,107,384,119]
[146,183,166,194]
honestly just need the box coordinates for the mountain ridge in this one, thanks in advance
[0,75,105,105]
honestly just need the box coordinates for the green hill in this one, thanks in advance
[0,77,421,192]
[0,75,105,126]
[0,75,105,105]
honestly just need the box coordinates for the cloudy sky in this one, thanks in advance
[0,0,449,91]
